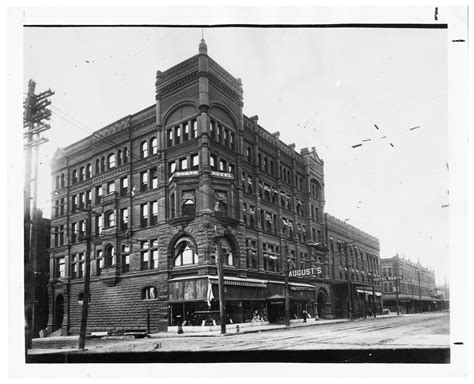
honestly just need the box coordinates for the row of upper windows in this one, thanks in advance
[209,119,236,150]
[244,146,303,188]
[329,240,379,265]
[241,172,306,214]
[166,119,198,148]
[55,136,160,189]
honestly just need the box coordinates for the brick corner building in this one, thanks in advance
[48,40,381,335]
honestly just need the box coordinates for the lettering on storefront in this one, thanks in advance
[288,266,322,278]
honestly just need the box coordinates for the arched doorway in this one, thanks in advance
[316,289,328,319]
[54,294,64,331]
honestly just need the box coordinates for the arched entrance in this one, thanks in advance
[316,288,329,319]
[54,294,64,331]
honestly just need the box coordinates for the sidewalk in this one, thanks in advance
[30,314,397,353]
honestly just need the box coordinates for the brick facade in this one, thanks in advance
[47,40,379,335]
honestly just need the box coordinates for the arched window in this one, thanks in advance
[72,169,78,184]
[258,153,262,168]
[220,238,234,266]
[246,147,252,163]
[60,174,65,188]
[311,180,322,200]
[140,141,148,158]
[86,164,92,179]
[150,137,158,155]
[123,147,129,163]
[142,286,157,300]
[105,211,115,227]
[79,166,85,181]
[101,157,105,172]
[174,237,197,267]
[95,159,100,174]
[56,175,60,190]
[107,153,116,169]
[104,244,116,266]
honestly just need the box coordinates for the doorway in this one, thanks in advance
[54,294,64,331]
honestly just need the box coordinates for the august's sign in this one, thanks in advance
[288,266,322,278]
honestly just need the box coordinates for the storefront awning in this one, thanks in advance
[168,275,268,288]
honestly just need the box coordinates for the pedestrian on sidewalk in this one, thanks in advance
[303,310,307,323]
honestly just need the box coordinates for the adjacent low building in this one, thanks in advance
[381,254,438,313]
[47,39,381,335]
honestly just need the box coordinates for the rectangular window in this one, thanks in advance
[121,244,130,273]
[210,121,216,140]
[151,201,158,225]
[210,154,217,170]
[167,129,173,147]
[175,126,181,145]
[71,222,77,243]
[96,215,103,235]
[71,195,78,213]
[151,168,158,189]
[168,161,176,174]
[140,171,148,192]
[230,132,235,150]
[85,190,92,206]
[108,181,115,194]
[191,119,197,138]
[140,203,148,228]
[95,186,103,203]
[121,177,128,195]
[183,121,189,141]
[191,154,199,170]
[55,200,59,217]
[180,157,188,171]
[219,159,226,172]
[141,240,149,270]
[150,239,158,269]
[96,250,103,276]
[60,198,65,215]
[56,257,66,278]
[120,208,128,231]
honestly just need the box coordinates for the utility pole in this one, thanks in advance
[343,242,353,320]
[283,230,290,327]
[418,269,422,313]
[372,283,377,318]
[215,239,226,335]
[395,276,400,316]
[78,207,93,349]
[23,79,54,349]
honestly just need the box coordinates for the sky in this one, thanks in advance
[22,20,450,285]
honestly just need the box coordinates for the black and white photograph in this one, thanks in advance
[5,3,470,379]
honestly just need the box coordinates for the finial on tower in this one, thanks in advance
[199,37,208,55]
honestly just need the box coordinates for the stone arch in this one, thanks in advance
[168,232,199,269]
[316,287,330,318]
[163,101,199,127]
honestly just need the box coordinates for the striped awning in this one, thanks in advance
[208,276,267,288]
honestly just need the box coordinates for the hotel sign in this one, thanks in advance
[288,266,322,278]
